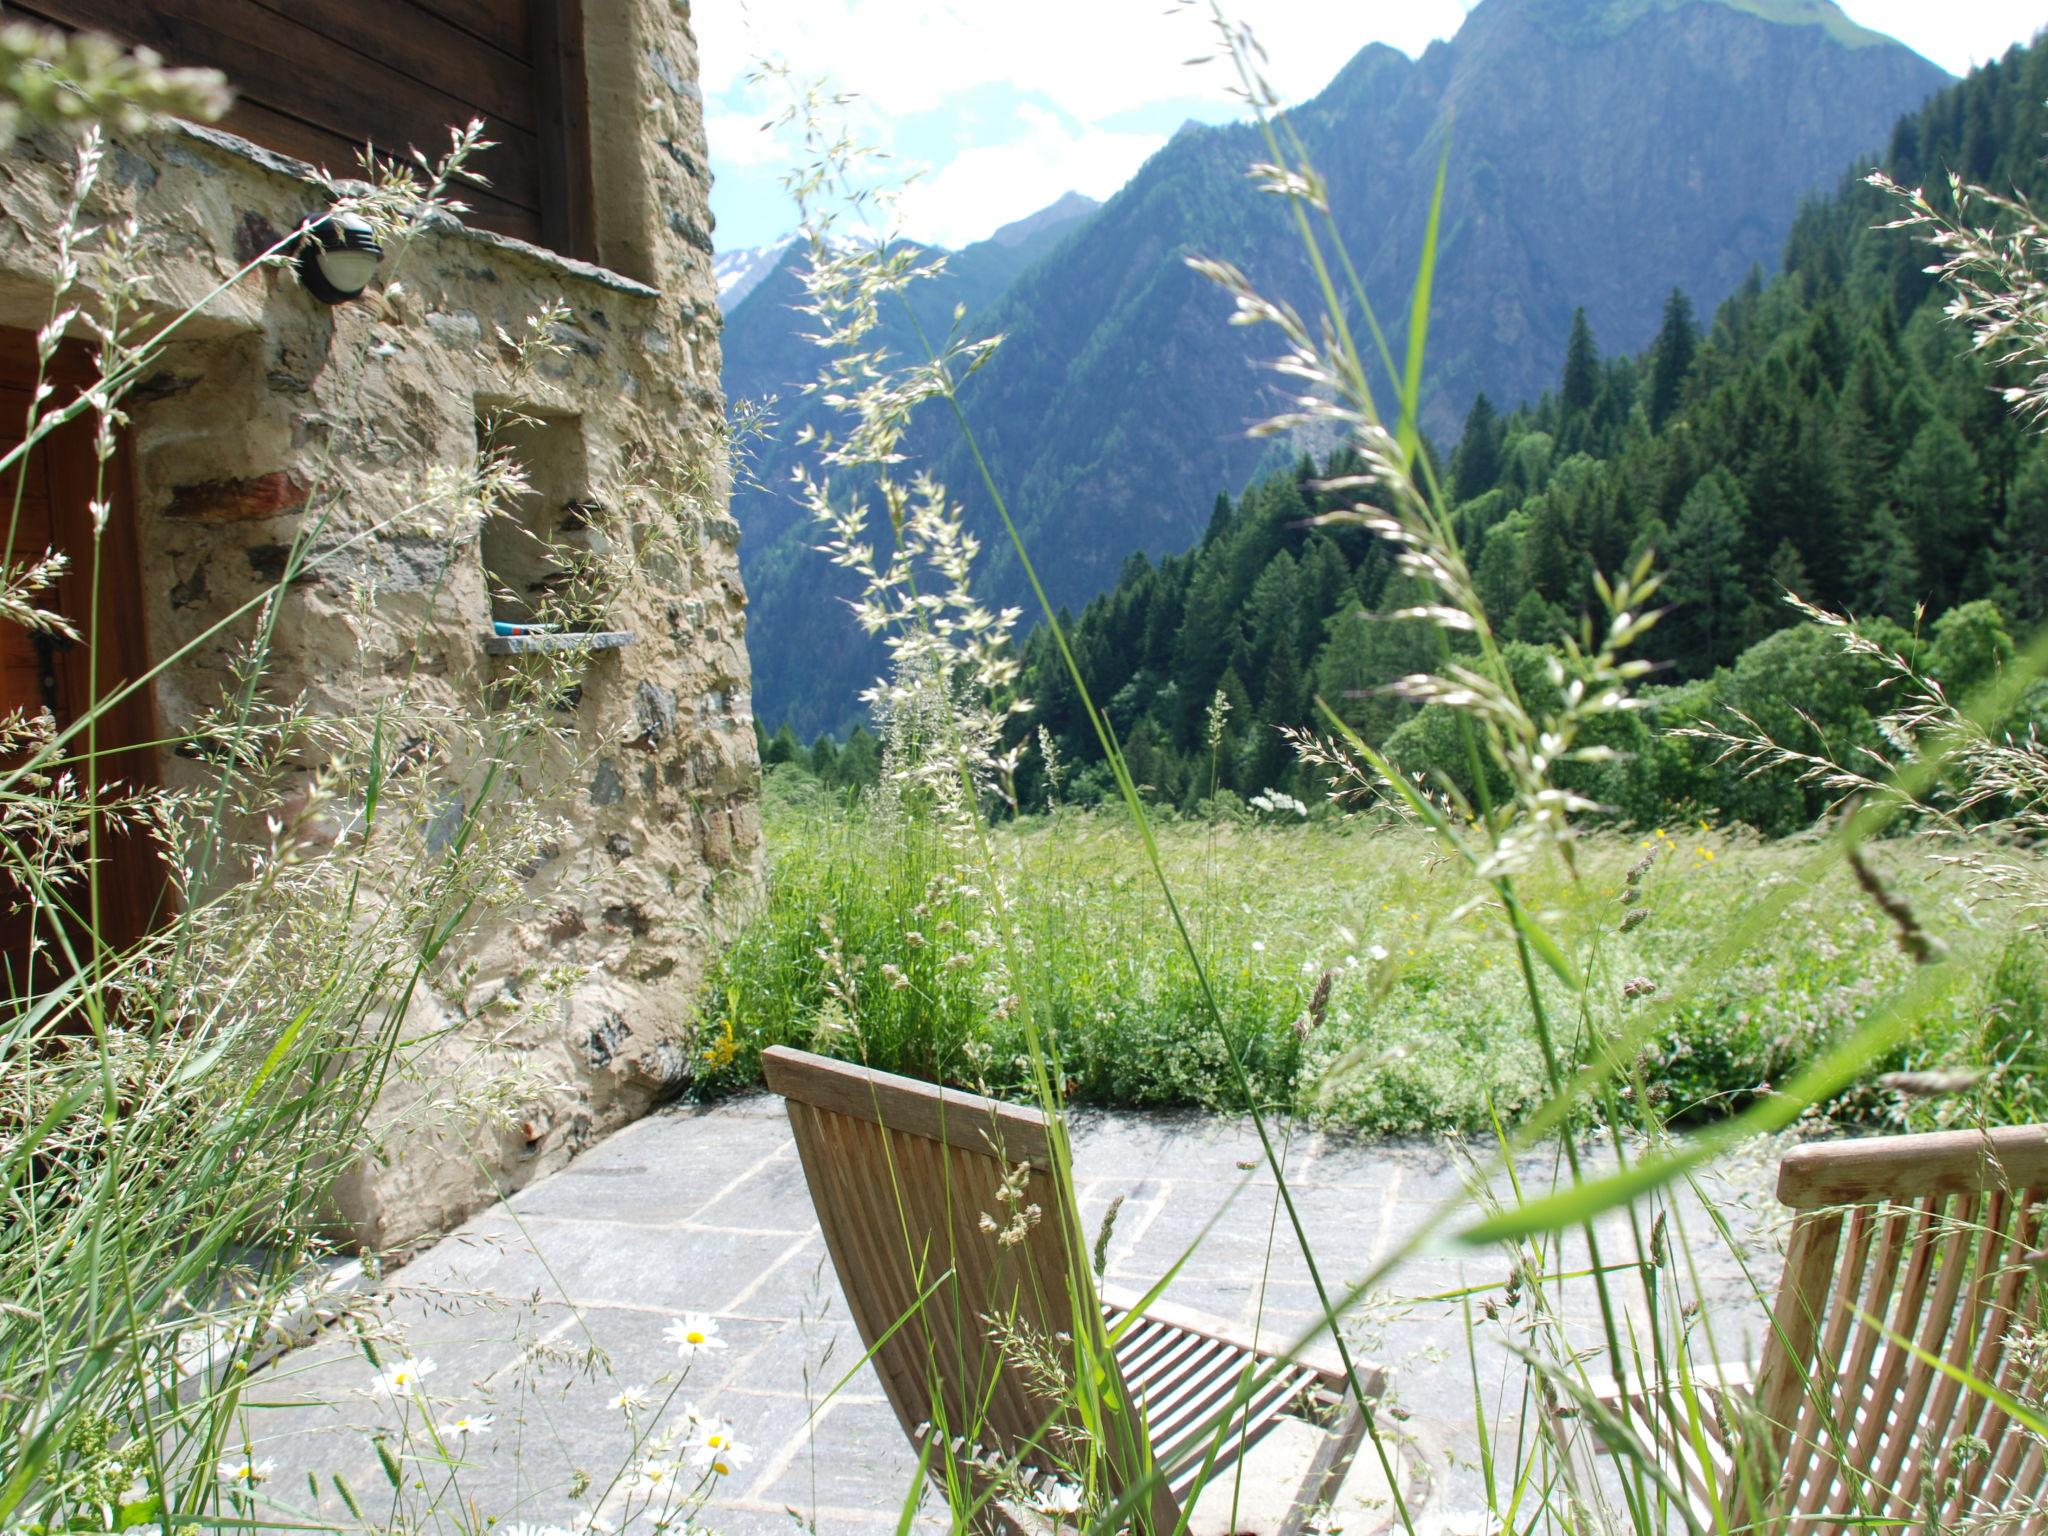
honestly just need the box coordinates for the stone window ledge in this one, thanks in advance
[172,121,662,301]
[481,629,635,656]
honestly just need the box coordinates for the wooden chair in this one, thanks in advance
[1565,1125,2048,1533]
[761,1045,1374,1534]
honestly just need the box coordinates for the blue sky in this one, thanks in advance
[698,2,2047,253]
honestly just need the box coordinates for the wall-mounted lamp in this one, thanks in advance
[294,211,383,305]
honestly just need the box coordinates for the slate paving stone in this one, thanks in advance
[254,1094,1778,1533]
[687,1147,822,1227]
[744,1393,930,1513]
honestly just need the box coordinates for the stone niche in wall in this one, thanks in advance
[480,410,605,631]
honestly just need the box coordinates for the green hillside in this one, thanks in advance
[991,31,2048,835]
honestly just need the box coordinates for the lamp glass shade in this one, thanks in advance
[315,246,379,298]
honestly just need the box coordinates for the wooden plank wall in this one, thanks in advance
[9,0,595,259]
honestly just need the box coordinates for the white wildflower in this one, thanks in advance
[631,1457,687,1494]
[1037,1482,1086,1518]
[216,1455,275,1486]
[687,1418,754,1478]
[664,1313,728,1359]
[369,1356,437,1398]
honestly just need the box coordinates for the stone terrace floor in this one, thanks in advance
[257,1095,1783,1534]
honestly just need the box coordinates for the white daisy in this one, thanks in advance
[663,1313,727,1359]
[631,1456,687,1494]
[607,1383,652,1412]
[216,1454,275,1486]
[686,1418,753,1478]
[1037,1482,1085,1517]
[370,1356,438,1398]
[446,1413,493,1437]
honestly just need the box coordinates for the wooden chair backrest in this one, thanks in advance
[1738,1124,2048,1532]
[761,1046,1176,1527]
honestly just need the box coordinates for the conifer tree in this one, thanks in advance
[1893,417,1988,608]
[1295,536,1352,649]
[1648,288,1698,430]
[1560,309,1600,421]
[836,725,881,787]
[1628,514,1670,573]
[1474,530,1524,626]
[1504,431,1556,497]
[1249,630,1306,789]
[809,732,841,782]
[1754,539,1815,638]
[1204,491,1234,543]
[1173,561,1238,741]
[1845,503,1923,624]
[1450,392,1504,501]
[1990,454,2048,626]
[1520,498,1577,606]
[1664,467,1752,674]
[1210,664,1254,792]
[1313,604,1381,737]
[1244,550,1300,659]
[1508,590,1567,645]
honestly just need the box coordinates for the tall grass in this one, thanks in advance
[710,787,2032,1140]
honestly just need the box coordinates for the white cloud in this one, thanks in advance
[696,1,1473,125]
[700,1,1474,246]
[704,109,792,172]
[1836,0,2043,76]
[895,117,1168,247]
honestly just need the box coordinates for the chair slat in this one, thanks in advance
[1800,1202,1913,1530]
[1146,1354,1293,1453]
[1948,1190,2044,1523]
[1978,1230,2048,1514]
[1870,1189,1985,1519]
[1128,1338,1241,1427]
[1740,1205,1851,1523]
[1158,1367,1320,1502]
[1902,1185,2009,1515]
[1120,1325,1217,1395]
[1832,1193,1950,1518]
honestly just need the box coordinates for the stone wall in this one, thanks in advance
[0,1,761,1250]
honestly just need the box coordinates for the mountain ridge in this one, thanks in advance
[728,0,1952,735]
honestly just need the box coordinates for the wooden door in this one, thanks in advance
[0,329,164,986]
